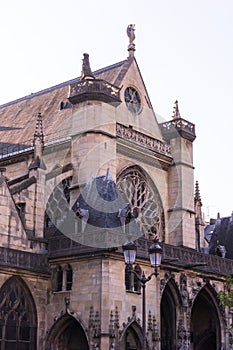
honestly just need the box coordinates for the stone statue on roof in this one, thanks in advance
[81,53,94,80]
[127,24,135,45]
[127,24,136,56]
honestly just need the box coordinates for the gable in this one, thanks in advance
[115,58,163,141]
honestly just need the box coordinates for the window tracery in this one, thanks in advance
[0,277,37,350]
[45,176,72,229]
[125,264,141,293]
[124,87,142,115]
[117,168,165,240]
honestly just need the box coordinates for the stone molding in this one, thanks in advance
[116,123,171,157]
[0,247,49,274]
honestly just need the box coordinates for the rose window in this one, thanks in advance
[124,87,142,115]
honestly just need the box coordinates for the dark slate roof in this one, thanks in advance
[0,60,126,109]
[207,215,233,259]
[53,173,143,249]
[0,60,126,148]
[73,174,126,229]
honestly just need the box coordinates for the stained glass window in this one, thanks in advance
[124,87,142,115]
[117,167,165,241]
[0,277,37,350]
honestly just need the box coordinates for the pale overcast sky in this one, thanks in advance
[0,0,232,219]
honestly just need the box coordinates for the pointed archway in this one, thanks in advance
[119,320,143,350]
[161,279,181,350]
[190,285,222,350]
[0,276,37,350]
[46,314,89,350]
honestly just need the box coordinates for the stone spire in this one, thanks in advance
[81,53,95,80]
[229,211,233,223]
[0,167,6,186]
[127,24,136,57]
[33,112,44,158]
[29,112,46,170]
[216,212,221,226]
[172,100,181,119]
[194,181,202,206]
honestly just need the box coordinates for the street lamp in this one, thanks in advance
[122,239,162,350]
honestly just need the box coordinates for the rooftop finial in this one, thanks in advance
[81,53,95,80]
[216,212,221,225]
[194,181,202,205]
[33,112,44,150]
[172,100,181,119]
[127,24,136,57]
[230,211,233,223]
[29,112,46,170]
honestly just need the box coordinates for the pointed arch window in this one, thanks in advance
[57,266,63,292]
[134,264,141,293]
[0,277,37,350]
[66,265,73,291]
[117,167,165,241]
[53,265,73,292]
[125,265,133,291]
[45,176,72,229]
[125,264,141,293]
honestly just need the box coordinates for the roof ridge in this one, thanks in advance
[0,60,126,109]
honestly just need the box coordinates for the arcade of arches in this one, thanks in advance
[160,279,223,350]
[0,276,225,349]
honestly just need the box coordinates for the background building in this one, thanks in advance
[0,26,232,350]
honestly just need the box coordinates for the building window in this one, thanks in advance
[57,266,63,292]
[66,264,73,291]
[117,167,165,241]
[0,277,37,350]
[134,264,141,292]
[45,176,72,229]
[16,202,26,225]
[124,86,142,115]
[125,265,133,291]
[125,264,141,293]
[53,265,73,292]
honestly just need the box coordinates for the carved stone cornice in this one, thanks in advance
[48,234,233,277]
[116,123,172,157]
[137,239,233,276]
[0,247,49,274]
[69,79,121,105]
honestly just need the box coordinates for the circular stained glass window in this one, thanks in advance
[124,87,142,115]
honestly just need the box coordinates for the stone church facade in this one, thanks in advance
[0,26,232,350]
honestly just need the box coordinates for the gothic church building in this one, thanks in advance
[0,26,232,350]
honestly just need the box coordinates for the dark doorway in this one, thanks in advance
[46,315,89,350]
[161,283,176,350]
[120,322,142,350]
[191,287,221,350]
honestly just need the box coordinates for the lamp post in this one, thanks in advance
[122,239,162,350]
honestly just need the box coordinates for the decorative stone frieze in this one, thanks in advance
[69,79,121,105]
[116,123,171,157]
